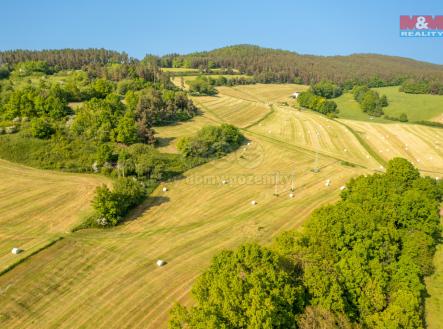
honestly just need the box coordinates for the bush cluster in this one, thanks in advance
[297,91,338,115]
[177,124,244,158]
[92,177,146,226]
[352,86,388,117]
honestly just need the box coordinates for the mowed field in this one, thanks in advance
[335,86,443,122]
[0,160,109,272]
[155,84,307,153]
[0,83,369,328]
[342,120,443,176]
[0,137,368,328]
[249,105,381,170]
[0,84,441,328]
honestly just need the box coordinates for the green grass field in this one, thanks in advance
[0,83,441,328]
[335,86,443,123]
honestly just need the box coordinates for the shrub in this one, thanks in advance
[311,81,343,99]
[352,86,388,117]
[177,124,244,158]
[188,76,218,96]
[13,61,52,76]
[297,91,338,115]
[384,113,408,122]
[92,177,146,226]
[30,117,55,139]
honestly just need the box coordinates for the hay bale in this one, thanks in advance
[325,179,331,187]
[251,200,257,205]
[91,161,99,173]
[5,126,17,134]
[339,185,346,191]
[156,259,167,267]
[289,193,294,198]
[222,180,228,185]
[11,247,23,255]
[162,187,168,192]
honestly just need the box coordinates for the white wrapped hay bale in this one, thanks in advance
[11,247,23,255]
[156,259,167,267]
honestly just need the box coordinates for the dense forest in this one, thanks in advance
[5,46,443,89]
[170,158,443,329]
[0,48,132,70]
[161,45,443,86]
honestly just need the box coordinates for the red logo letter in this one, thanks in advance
[400,16,417,30]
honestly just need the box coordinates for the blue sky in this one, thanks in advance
[1,0,443,63]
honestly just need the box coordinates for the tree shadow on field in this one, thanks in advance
[124,196,170,223]
[156,137,175,148]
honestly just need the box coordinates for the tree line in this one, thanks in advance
[169,158,443,328]
[0,48,132,70]
[400,79,443,95]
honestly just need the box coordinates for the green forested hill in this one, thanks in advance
[162,44,443,85]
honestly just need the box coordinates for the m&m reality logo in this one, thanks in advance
[400,15,443,37]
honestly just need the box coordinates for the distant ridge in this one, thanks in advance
[2,45,443,85]
[161,44,443,85]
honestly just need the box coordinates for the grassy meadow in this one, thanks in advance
[335,86,443,122]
